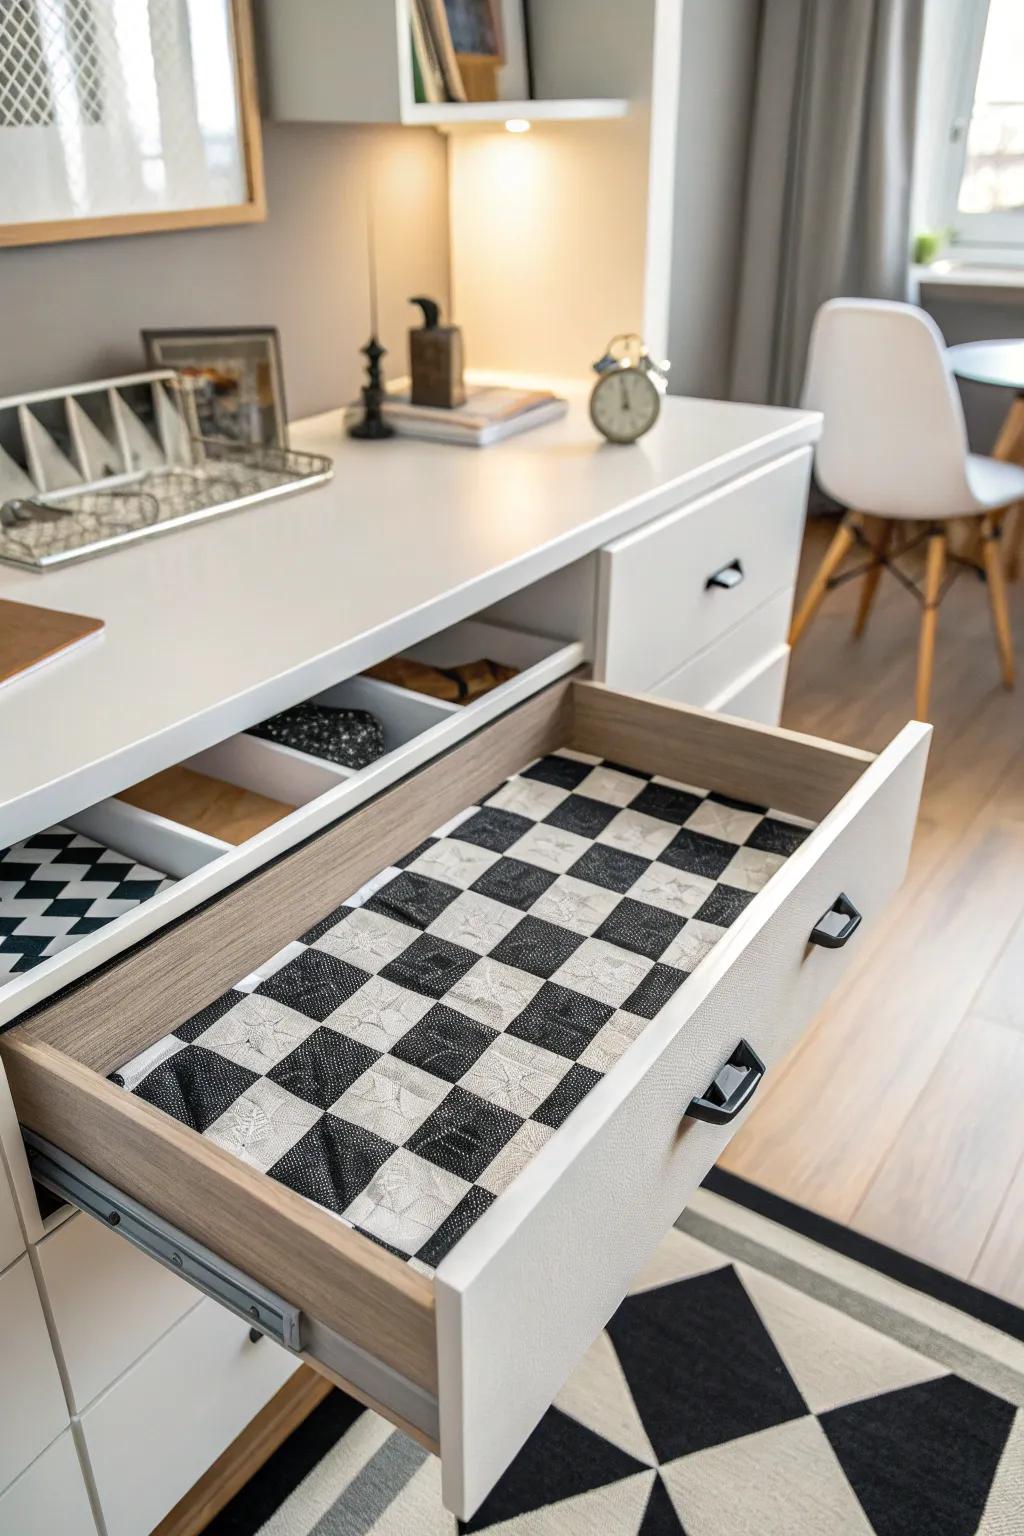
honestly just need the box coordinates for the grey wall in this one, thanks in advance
[666,0,759,399]
[0,122,451,420]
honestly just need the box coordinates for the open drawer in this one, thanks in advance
[0,680,929,1518]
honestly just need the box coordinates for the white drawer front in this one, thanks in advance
[597,449,810,693]
[80,1298,298,1536]
[0,1432,96,1536]
[652,589,793,712]
[37,1209,199,1411]
[0,1154,23,1274]
[0,1255,69,1492]
[710,645,790,726]
[435,718,928,1515]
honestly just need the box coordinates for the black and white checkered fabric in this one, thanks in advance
[0,826,172,981]
[114,751,813,1274]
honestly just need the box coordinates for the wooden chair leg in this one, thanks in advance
[992,396,1024,462]
[980,515,1016,689]
[853,517,894,637]
[1006,503,1024,582]
[915,527,946,721]
[789,513,859,648]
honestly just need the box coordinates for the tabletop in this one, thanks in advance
[948,339,1024,390]
[0,391,820,846]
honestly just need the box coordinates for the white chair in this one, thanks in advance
[790,298,1024,720]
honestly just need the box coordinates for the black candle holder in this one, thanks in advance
[348,336,395,440]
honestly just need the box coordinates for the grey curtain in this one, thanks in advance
[728,0,925,407]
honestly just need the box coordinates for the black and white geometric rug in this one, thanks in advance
[202,1172,1024,1536]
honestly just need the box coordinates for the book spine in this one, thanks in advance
[410,1,444,104]
[423,0,467,102]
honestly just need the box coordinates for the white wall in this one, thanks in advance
[666,0,760,400]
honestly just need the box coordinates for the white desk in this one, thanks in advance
[0,393,819,847]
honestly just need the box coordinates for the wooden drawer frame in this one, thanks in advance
[0,679,929,1517]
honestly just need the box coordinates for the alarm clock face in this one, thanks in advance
[590,366,661,444]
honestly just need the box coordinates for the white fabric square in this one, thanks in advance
[579,1009,651,1073]
[342,1149,469,1254]
[331,1056,450,1145]
[551,937,653,1007]
[529,874,623,936]
[684,798,763,844]
[597,808,678,860]
[661,917,728,972]
[205,1078,322,1171]
[326,975,434,1052]
[193,993,317,1073]
[446,956,544,1030]
[721,845,787,893]
[478,1119,555,1195]
[405,836,500,890]
[314,908,416,973]
[426,890,522,953]
[461,1032,571,1116]
[485,776,570,821]
[628,862,717,919]
[506,821,592,874]
[575,765,647,807]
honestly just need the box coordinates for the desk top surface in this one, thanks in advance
[0,391,819,846]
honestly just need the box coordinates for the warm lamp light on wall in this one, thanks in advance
[504,118,531,133]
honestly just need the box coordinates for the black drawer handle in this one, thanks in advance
[687,1039,765,1125]
[809,892,862,949]
[706,559,744,590]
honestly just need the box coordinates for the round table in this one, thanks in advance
[949,339,1024,577]
[948,339,1024,462]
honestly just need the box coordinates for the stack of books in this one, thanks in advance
[346,386,568,448]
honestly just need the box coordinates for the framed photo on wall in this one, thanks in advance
[142,328,287,448]
[0,0,264,249]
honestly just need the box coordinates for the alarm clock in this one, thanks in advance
[590,334,670,444]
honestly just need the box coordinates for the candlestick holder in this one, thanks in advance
[347,335,395,441]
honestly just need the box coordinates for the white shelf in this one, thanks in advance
[402,98,629,127]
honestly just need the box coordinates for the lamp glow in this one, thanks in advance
[504,118,531,133]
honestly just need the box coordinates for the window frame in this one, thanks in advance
[924,0,1024,263]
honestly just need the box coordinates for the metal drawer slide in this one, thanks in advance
[23,1129,302,1350]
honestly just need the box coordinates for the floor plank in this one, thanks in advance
[720,516,1024,1282]
[852,1014,1024,1280]
[972,1150,1024,1306]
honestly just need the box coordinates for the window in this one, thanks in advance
[929,0,1024,259]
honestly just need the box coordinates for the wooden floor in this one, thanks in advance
[720,516,1024,1307]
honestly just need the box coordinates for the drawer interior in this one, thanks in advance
[0,618,577,1010]
[0,679,927,1513]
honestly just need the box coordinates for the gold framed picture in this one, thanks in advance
[0,0,264,249]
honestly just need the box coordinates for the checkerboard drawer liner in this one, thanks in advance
[113,752,814,1276]
[0,828,171,980]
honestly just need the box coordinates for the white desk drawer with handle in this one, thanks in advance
[596,448,811,694]
[1,677,928,1520]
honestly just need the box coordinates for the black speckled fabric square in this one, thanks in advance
[113,751,813,1274]
[249,703,385,771]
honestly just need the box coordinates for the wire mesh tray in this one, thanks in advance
[0,374,334,572]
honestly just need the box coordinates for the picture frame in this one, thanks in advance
[142,328,288,449]
[0,0,265,250]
